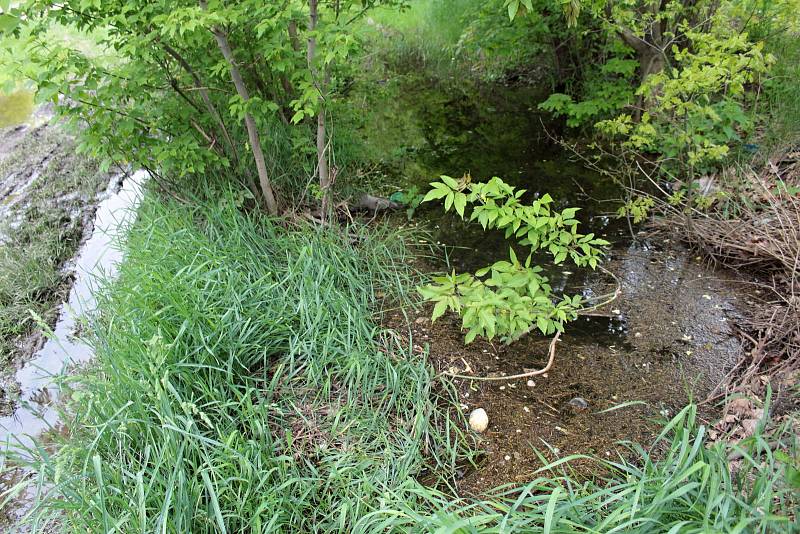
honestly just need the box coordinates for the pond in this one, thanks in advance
[370,76,744,494]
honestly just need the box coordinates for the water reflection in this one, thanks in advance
[0,171,144,450]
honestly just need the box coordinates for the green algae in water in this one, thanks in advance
[0,90,34,128]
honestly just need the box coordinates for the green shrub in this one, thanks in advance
[418,175,607,343]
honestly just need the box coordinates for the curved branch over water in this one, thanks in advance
[441,331,561,382]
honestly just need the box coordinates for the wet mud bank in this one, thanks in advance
[0,115,111,416]
[0,100,143,528]
[0,165,142,533]
[0,107,142,434]
[0,173,143,445]
[0,171,142,531]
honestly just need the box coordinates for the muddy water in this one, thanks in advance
[0,171,144,450]
[384,79,742,493]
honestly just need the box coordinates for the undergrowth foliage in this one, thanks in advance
[418,175,607,343]
[1,0,403,210]
[12,193,469,532]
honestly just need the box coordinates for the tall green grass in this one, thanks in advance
[761,31,800,151]
[355,404,799,533]
[11,191,470,532]
[362,0,551,81]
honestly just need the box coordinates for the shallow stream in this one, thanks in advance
[0,77,745,505]
[376,78,744,493]
[0,172,143,451]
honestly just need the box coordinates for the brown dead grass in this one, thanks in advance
[651,147,799,405]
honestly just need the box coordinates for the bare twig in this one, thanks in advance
[441,332,561,381]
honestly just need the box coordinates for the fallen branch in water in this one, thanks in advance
[576,265,622,316]
[440,331,561,381]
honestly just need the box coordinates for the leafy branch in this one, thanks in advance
[418,175,609,344]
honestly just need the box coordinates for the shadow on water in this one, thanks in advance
[375,77,744,493]
[390,82,626,273]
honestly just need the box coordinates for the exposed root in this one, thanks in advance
[440,331,561,381]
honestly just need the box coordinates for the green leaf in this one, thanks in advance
[536,316,549,334]
[561,207,579,219]
[0,13,18,33]
[431,299,448,322]
[508,247,518,265]
[440,175,458,189]
[507,0,519,20]
[454,192,467,217]
[422,188,448,202]
[465,329,478,344]
[444,192,454,212]
[544,486,561,534]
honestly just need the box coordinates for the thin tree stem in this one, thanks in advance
[200,0,279,215]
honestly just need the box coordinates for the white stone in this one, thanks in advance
[469,408,489,433]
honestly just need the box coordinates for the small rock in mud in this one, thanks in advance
[566,397,589,411]
[468,408,489,433]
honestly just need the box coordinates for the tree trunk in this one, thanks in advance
[617,27,666,120]
[200,0,279,216]
[307,0,331,222]
[316,103,330,218]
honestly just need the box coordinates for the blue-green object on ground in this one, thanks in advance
[389,190,407,205]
